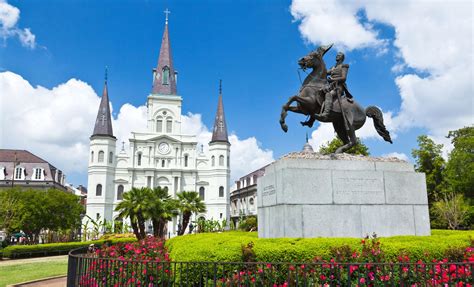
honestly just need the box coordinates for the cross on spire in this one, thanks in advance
[164,8,171,24]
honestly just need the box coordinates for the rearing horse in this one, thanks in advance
[279,44,392,153]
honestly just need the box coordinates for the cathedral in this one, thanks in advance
[86,15,230,236]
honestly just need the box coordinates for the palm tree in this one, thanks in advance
[144,187,179,238]
[115,187,149,240]
[176,191,206,236]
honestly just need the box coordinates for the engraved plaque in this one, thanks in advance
[332,171,385,204]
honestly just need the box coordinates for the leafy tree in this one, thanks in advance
[177,191,206,236]
[319,137,370,156]
[444,126,473,199]
[412,135,446,204]
[145,187,179,238]
[115,187,149,240]
[0,188,83,243]
[432,193,470,230]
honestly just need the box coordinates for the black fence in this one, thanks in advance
[68,248,473,286]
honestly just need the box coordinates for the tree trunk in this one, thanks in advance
[152,218,160,237]
[179,212,191,236]
[130,220,140,240]
[137,213,146,239]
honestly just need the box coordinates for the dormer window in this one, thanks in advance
[162,66,170,85]
[34,168,44,180]
[0,167,5,180]
[14,167,24,180]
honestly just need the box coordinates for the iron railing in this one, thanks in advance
[68,248,473,286]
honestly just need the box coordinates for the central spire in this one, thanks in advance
[152,9,177,95]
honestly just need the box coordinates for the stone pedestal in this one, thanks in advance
[257,153,431,238]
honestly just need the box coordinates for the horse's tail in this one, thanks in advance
[365,106,393,143]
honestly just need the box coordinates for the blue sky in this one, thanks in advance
[0,0,472,186]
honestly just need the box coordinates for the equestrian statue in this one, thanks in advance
[279,44,392,153]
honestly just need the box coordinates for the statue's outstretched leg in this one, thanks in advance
[315,91,333,121]
[280,96,298,132]
[335,125,356,153]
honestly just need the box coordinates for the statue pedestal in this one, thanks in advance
[257,153,431,238]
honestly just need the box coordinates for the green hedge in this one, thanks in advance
[166,230,473,263]
[2,237,137,259]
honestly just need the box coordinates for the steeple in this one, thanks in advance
[91,68,115,139]
[210,80,229,144]
[152,9,177,95]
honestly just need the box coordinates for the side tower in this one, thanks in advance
[208,81,231,223]
[87,73,117,224]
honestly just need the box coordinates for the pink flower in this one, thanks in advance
[359,278,366,284]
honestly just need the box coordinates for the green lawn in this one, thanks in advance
[0,258,67,287]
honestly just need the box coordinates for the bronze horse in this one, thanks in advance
[279,44,392,153]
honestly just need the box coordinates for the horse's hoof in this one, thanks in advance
[300,121,307,126]
[281,124,288,133]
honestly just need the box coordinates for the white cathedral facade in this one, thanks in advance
[86,17,230,237]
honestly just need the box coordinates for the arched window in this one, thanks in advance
[227,156,230,167]
[117,185,124,200]
[161,160,165,168]
[137,153,142,166]
[156,117,163,133]
[219,155,224,166]
[90,151,94,163]
[96,184,102,196]
[109,152,113,164]
[211,156,215,166]
[249,197,254,205]
[166,117,172,133]
[199,186,205,200]
[184,155,188,167]
[162,66,170,85]
[219,186,224,197]
[98,151,105,163]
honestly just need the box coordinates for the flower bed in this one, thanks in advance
[70,234,474,286]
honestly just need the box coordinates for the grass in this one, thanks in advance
[0,257,67,287]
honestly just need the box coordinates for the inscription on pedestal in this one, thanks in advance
[262,185,276,196]
[332,171,385,204]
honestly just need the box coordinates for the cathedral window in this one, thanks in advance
[219,155,224,166]
[98,151,105,163]
[117,185,124,200]
[184,155,188,167]
[211,156,215,166]
[96,184,102,196]
[219,186,224,197]
[14,167,24,180]
[166,117,172,133]
[109,152,113,164]
[162,66,170,85]
[137,153,142,166]
[90,151,94,163]
[161,160,165,168]
[199,186,205,200]
[156,117,163,133]
[227,156,230,167]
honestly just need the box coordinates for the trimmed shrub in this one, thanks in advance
[166,230,474,263]
[2,237,137,259]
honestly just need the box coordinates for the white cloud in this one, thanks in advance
[0,0,36,48]
[381,152,409,162]
[290,0,384,51]
[291,0,473,151]
[0,71,274,184]
[0,71,98,174]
